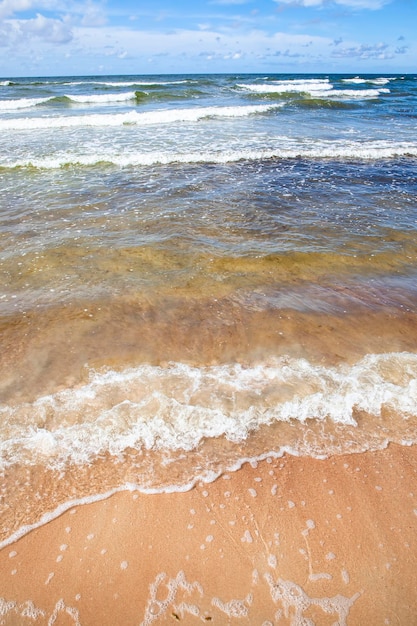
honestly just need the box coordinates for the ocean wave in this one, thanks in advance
[71,79,193,87]
[65,91,138,104]
[327,88,390,99]
[0,78,190,88]
[1,353,416,470]
[341,77,395,85]
[1,336,417,551]
[0,91,148,110]
[239,82,389,99]
[0,103,279,131]
[0,97,54,110]
[3,141,416,169]
[238,79,332,94]
[101,80,192,87]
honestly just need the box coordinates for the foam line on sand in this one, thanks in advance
[0,443,416,625]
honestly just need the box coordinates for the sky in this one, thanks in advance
[0,0,415,77]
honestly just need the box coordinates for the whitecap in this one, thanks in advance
[1,353,416,470]
[0,97,53,111]
[0,103,280,131]
[66,91,138,103]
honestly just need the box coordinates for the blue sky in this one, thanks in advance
[0,0,415,76]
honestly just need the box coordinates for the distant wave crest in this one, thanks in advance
[239,80,390,100]
[66,91,138,104]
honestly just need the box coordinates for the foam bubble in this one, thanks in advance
[265,576,361,625]
[309,572,332,581]
[268,554,277,569]
[141,571,203,626]
[0,599,46,621]
[241,530,253,543]
[211,596,250,618]
[1,353,416,470]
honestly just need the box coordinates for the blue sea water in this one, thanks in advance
[0,73,417,545]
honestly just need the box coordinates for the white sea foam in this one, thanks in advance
[0,103,279,131]
[77,80,191,87]
[265,576,361,625]
[238,79,332,94]
[3,139,417,169]
[1,353,416,470]
[90,81,152,87]
[341,77,394,85]
[325,88,390,99]
[0,470,232,550]
[341,77,368,84]
[0,97,52,110]
[239,82,389,99]
[66,91,138,103]
[0,92,140,110]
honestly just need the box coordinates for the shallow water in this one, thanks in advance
[1,73,417,546]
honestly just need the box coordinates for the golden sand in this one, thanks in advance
[1,443,416,625]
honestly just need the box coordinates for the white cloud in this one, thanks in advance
[331,41,392,58]
[1,1,413,75]
[20,12,72,42]
[74,24,332,64]
[275,0,323,6]
[0,0,107,24]
[0,0,42,19]
[274,0,391,9]
[80,1,106,27]
[209,0,251,4]
[0,0,106,48]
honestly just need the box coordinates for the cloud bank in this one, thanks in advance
[0,0,413,75]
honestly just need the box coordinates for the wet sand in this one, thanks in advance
[1,443,416,625]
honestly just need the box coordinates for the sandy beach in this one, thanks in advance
[0,442,416,625]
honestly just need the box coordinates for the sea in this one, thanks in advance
[1,73,417,547]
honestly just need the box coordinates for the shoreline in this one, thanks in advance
[1,442,417,624]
